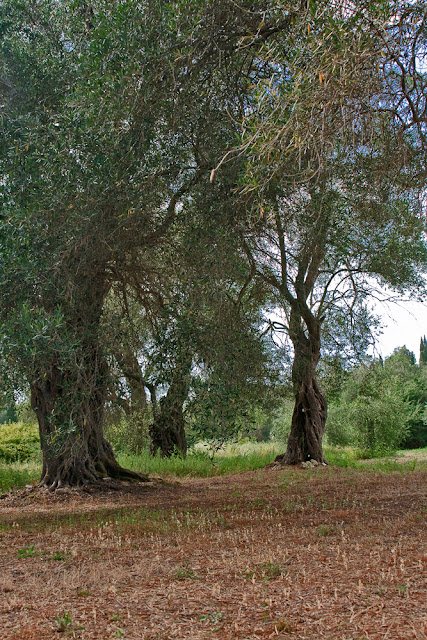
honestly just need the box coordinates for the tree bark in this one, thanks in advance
[30,278,146,489]
[115,347,149,416]
[275,308,327,465]
[149,361,190,457]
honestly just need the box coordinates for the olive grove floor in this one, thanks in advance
[0,464,426,640]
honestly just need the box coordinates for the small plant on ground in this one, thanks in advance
[17,545,36,558]
[173,561,197,580]
[199,611,225,625]
[243,560,286,581]
[317,524,332,536]
[261,560,283,580]
[55,610,85,635]
[55,610,72,632]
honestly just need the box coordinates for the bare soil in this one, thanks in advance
[0,465,426,640]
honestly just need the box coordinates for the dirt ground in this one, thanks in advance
[0,464,426,640]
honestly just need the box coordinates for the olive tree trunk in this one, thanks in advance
[275,308,327,466]
[149,361,190,457]
[30,279,145,489]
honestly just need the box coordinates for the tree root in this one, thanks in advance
[99,457,149,483]
[38,457,149,491]
[270,453,328,468]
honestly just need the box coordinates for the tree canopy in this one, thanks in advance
[0,0,426,487]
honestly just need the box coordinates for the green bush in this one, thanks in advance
[348,393,409,456]
[325,405,356,447]
[402,415,427,449]
[104,411,151,454]
[0,405,18,424]
[326,394,409,457]
[269,400,293,442]
[324,350,423,456]
[0,422,40,462]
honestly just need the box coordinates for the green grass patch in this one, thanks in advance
[397,446,427,457]
[118,442,282,478]
[324,445,427,472]
[0,459,40,493]
[1,442,425,495]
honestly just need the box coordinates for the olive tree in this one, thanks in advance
[0,0,290,485]
[232,0,427,464]
[0,0,207,487]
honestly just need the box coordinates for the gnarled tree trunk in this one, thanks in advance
[30,278,146,489]
[275,308,327,466]
[149,360,190,457]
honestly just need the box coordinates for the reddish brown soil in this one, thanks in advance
[0,465,426,640]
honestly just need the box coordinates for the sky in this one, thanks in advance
[373,298,427,361]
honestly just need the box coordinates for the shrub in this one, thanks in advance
[325,405,356,447]
[0,405,18,424]
[402,415,427,449]
[0,422,40,462]
[269,400,293,443]
[104,411,151,454]
[348,393,409,456]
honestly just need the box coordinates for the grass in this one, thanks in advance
[324,445,427,472]
[0,442,425,494]
[0,459,40,493]
[0,443,282,493]
[118,441,282,479]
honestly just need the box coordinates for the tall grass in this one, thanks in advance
[0,460,41,493]
[118,441,283,478]
[0,443,425,494]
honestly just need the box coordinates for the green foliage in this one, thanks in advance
[325,405,356,447]
[348,394,409,456]
[16,399,37,424]
[0,460,39,493]
[326,347,427,455]
[405,412,427,449]
[55,611,72,633]
[0,421,40,462]
[420,336,427,367]
[0,405,17,424]
[187,379,254,448]
[269,400,294,443]
[317,356,350,405]
[104,411,151,455]
[17,545,36,558]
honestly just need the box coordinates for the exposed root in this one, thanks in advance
[102,458,150,483]
[38,457,149,492]
[267,455,328,470]
[273,453,328,465]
